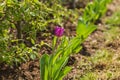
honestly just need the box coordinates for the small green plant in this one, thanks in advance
[40,25,96,80]
[80,72,98,80]
[105,11,120,26]
[104,26,120,43]
[78,49,116,80]
[90,49,113,64]
[82,0,112,24]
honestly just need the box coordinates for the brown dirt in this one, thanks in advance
[0,0,120,80]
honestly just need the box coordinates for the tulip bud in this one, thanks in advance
[54,26,64,37]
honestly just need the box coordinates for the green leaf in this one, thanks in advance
[56,66,72,80]
[30,54,36,60]
[73,46,82,53]
[31,38,35,44]
[76,19,96,38]
[76,18,87,36]
[84,24,96,38]
[52,36,57,50]
[52,49,63,64]
[53,56,69,80]
[40,53,49,80]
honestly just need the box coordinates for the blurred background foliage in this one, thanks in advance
[0,0,83,65]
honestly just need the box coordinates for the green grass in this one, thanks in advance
[103,10,120,45]
[104,26,120,43]
[105,11,120,26]
[78,49,120,80]
[80,72,98,80]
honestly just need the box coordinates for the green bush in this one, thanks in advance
[0,0,76,65]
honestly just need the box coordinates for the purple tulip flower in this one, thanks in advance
[54,26,64,37]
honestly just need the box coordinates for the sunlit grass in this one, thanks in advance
[105,11,120,26]
[78,49,120,80]
[80,72,98,80]
[104,26,120,43]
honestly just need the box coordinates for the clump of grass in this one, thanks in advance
[78,49,120,80]
[105,11,120,26]
[104,26,120,43]
[104,10,120,44]
[80,72,98,80]
[90,49,113,64]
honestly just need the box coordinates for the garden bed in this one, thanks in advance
[0,0,120,80]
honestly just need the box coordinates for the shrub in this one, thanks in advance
[0,0,76,65]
